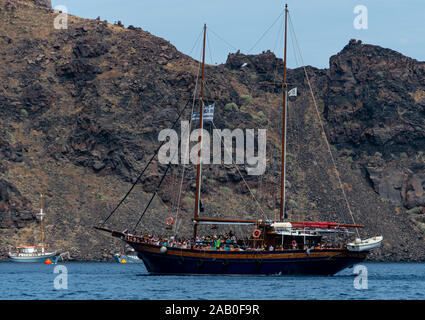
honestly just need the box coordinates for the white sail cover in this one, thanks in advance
[271,222,292,229]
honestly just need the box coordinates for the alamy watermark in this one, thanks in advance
[53,265,68,290]
[158,121,267,176]
[54,5,68,30]
[353,264,368,290]
[353,5,368,30]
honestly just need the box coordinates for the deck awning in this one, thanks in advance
[194,217,258,226]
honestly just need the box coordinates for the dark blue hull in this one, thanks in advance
[130,242,366,276]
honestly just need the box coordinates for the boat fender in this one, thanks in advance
[166,217,174,226]
[252,229,261,238]
[160,246,168,254]
[306,248,310,256]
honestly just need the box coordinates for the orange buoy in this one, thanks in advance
[44,258,52,264]
[252,229,261,238]
[166,217,174,226]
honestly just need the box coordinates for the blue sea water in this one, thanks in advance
[0,262,424,300]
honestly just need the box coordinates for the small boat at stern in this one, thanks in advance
[113,247,143,264]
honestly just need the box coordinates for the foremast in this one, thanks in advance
[280,4,289,222]
[193,24,207,243]
[38,194,45,253]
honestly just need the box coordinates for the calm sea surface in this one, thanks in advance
[0,262,424,300]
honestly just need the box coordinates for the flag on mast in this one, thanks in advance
[191,103,215,122]
[288,87,297,97]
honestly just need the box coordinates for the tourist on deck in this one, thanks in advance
[225,237,232,251]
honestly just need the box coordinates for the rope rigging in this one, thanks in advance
[100,15,359,238]
[205,12,359,234]
[99,99,191,227]
[173,47,203,234]
[101,24,207,229]
[288,12,360,237]
[132,143,180,231]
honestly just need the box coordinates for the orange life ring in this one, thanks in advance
[166,217,174,226]
[252,229,261,238]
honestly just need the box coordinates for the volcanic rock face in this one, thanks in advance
[32,0,51,8]
[0,179,34,229]
[324,39,425,215]
[366,165,425,209]
[325,39,425,148]
[0,0,424,261]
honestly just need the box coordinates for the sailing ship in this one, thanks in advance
[96,5,382,275]
[8,194,62,263]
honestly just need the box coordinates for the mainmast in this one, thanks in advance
[193,23,207,243]
[38,194,45,253]
[280,4,288,221]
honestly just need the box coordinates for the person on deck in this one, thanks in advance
[225,237,232,251]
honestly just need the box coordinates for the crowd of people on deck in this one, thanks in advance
[139,231,248,251]
[129,231,330,251]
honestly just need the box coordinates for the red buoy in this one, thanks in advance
[44,258,52,264]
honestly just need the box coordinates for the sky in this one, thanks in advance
[51,0,425,69]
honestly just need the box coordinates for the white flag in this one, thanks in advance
[288,87,297,97]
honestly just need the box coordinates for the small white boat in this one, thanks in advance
[8,245,59,263]
[347,236,383,252]
[113,247,143,264]
[8,194,62,263]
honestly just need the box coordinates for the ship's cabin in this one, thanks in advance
[17,246,37,254]
[248,221,352,250]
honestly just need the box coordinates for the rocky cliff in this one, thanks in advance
[0,0,424,261]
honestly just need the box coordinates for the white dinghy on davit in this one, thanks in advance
[347,236,383,252]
